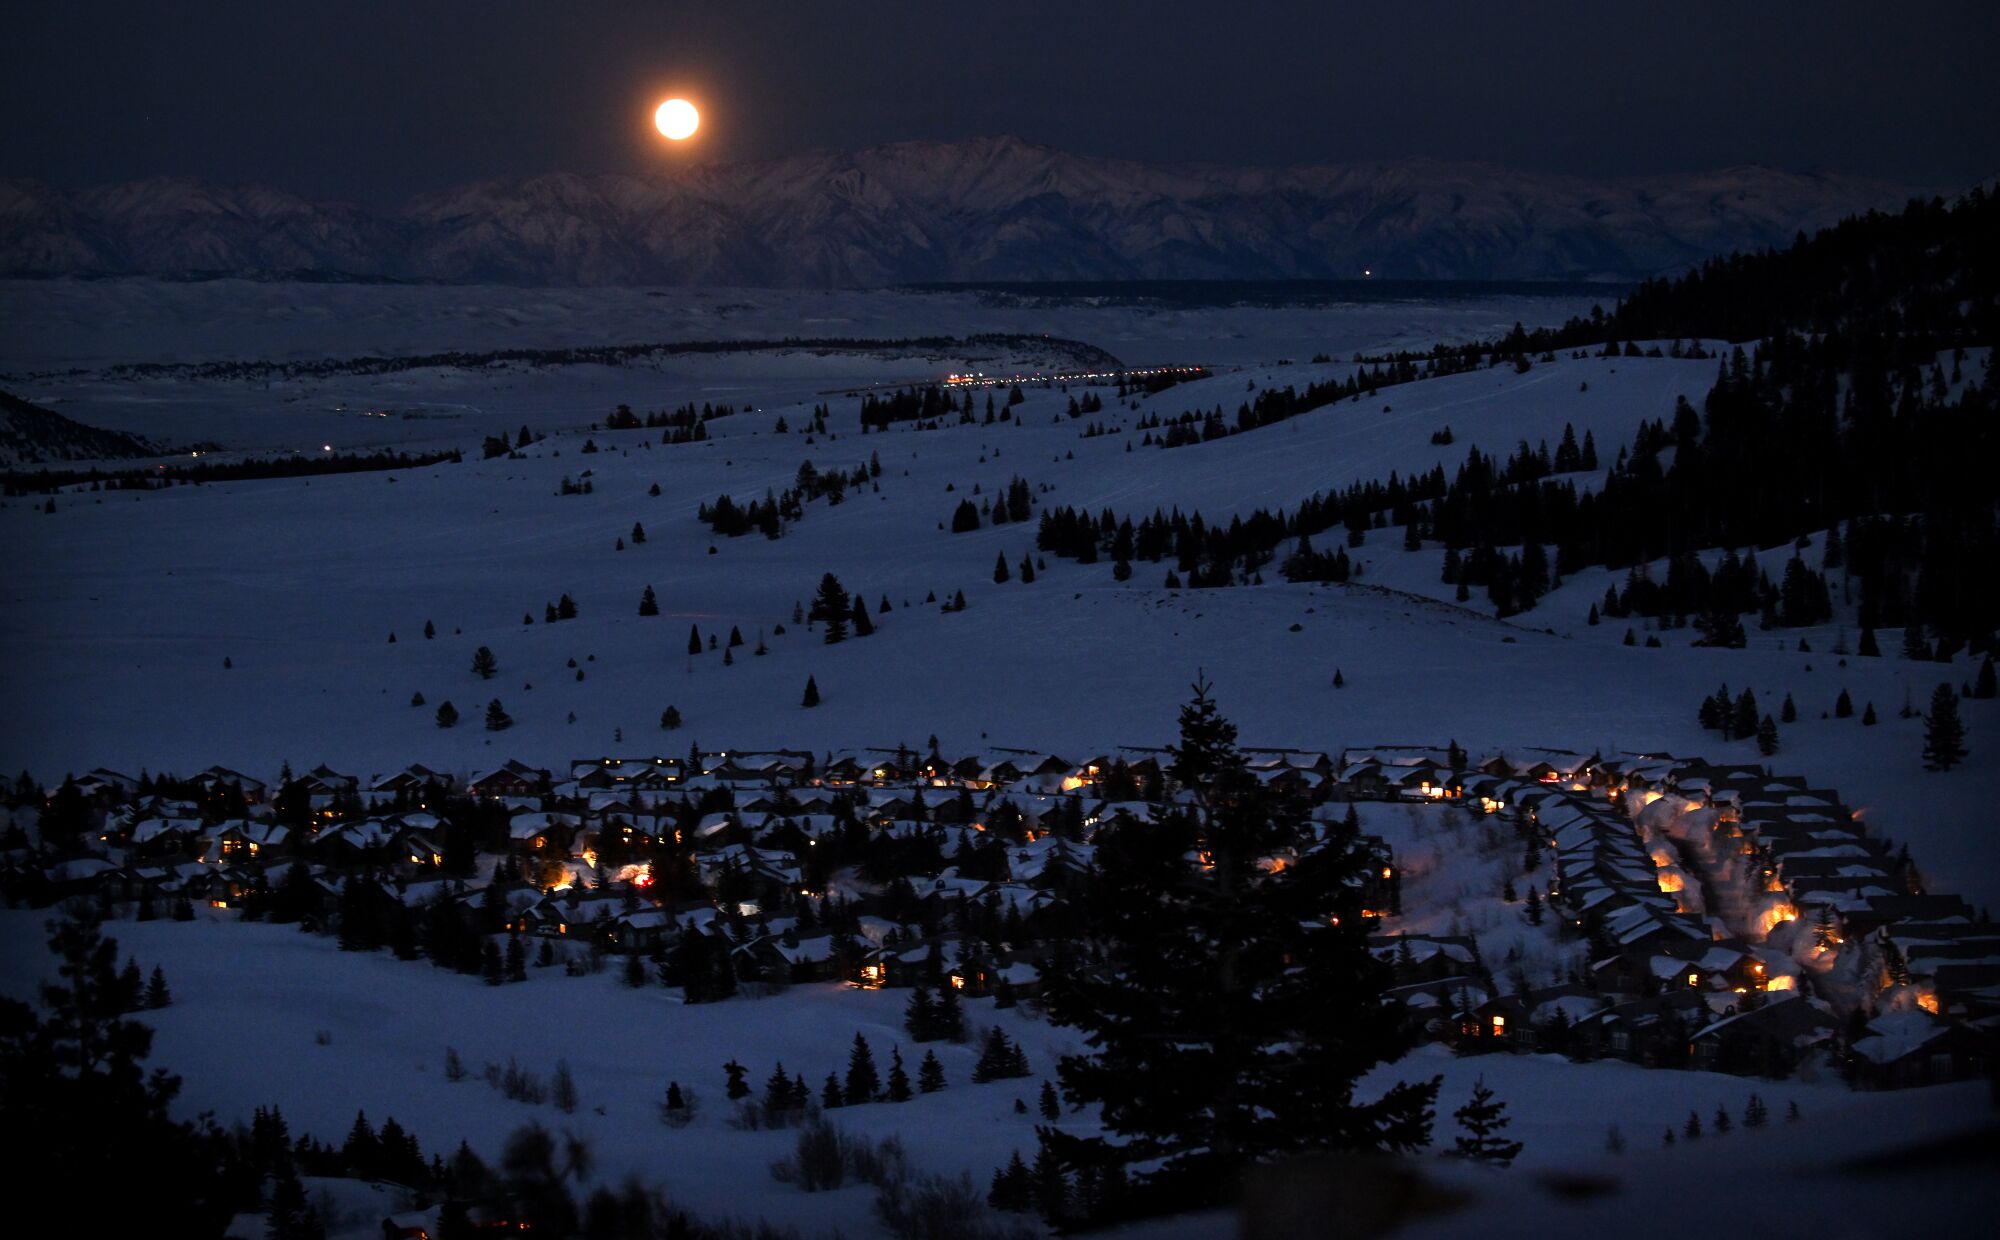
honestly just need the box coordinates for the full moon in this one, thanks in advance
[654,98,699,141]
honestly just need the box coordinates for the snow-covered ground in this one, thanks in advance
[0,280,1991,1233]
[0,907,1980,1237]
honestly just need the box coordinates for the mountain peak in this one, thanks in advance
[0,144,1928,286]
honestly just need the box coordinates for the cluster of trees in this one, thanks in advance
[1033,192,2000,651]
[480,425,543,459]
[698,455,880,539]
[1696,685,1782,755]
[969,1027,1032,1082]
[903,984,967,1042]
[1142,355,1456,449]
[860,384,973,430]
[949,475,1035,533]
[1592,547,1835,637]
[806,572,877,644]
[603,399,739,433]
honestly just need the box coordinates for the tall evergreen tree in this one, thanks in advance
[471,646,497,679]
[886,1047,912,1102]
[639,585,659,616]
[1922,683,1969,771]
[1038,678,1438,1219]
[845,1033,880,1104]
[810,573,851,643]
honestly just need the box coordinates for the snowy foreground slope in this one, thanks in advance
[0,909,1986,1238]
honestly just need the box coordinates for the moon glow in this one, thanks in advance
[655,98,699,141]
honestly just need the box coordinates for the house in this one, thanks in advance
[1587,991,1714,1066]
[506,812,581,857]
[1689,997,1837,1075]
[215,820,288,861]
[572,757,685,789]
[299,764,359,797]
[195,766,268,803]
[128,815,202,859]
[372,764,455,796]
[1372,934,1478,985]
[602,907,677,954]
[819,752,868,786]
[1848,1010,1993,1089]
[738,930,843,983]
[469,760,551,798]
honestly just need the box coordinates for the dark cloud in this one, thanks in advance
[7,1,1993,202]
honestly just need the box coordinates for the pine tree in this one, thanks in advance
[822,1072,845,1110]
[659,705,681,730]
[810,573,851,643]
[424,620,436,640]
[724,1060,750,1100]
[1756,714,1780,756]
[631,521,646,544]
[1922,683,1968,771]
[1780,693,1796,723]
[934,984,966,1041]
[1863,702,1878,725]
[1713,1104,1733,1134]
[845,1033,881,1104]
[1038,678,1438,1215]
[639,585,659,616]
[886,1047,912,1102]
[1040,1079,1061,1120]
[1684,1110,1702,1140]
[918,1049,947,1093]
[144,965,171,1009]
[994,552,1011,583]
[1859,626,1880,657]
[801,675,820,708]
[972,1027,1016,1082]
[687,625,702,656]
[1030,1145,1070,1223]
[989,1151,1032,1212]
[1524,885,1544,925]
[1835,688,1853,718]
[905,985,937,1041]
[506,936,527,982]
[1451,1078,1522,1165]
[471,646,497,679]
[1975,655,1997,700]
[1732,688,1760,738]
[484,699,512,731]
[1743,1094,1768,1128]
[552,1060,578,1114]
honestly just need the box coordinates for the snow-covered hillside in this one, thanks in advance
[0,909,1982,1238]
[2,282,1993,1238]
[2,319,1992,910]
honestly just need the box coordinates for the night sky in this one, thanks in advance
[8,1,1996,203]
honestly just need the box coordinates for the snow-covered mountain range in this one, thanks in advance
[0,137,1925,286]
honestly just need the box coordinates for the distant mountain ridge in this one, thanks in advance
[0,389,155,465]
[0,137,1929,287]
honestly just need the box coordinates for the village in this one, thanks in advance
[6,739,1992,1095]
